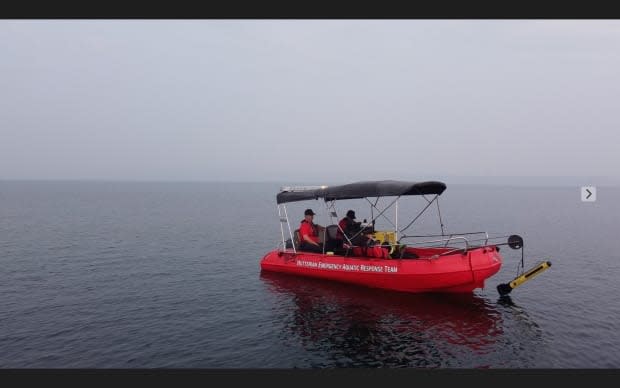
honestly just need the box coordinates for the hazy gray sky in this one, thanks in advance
[1,20,619,183]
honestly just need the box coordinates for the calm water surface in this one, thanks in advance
[1,181,618,368]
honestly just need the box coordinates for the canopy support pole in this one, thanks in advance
[364,198,397,230]
[278,204,286,250]
[282,204,296,253]
[398,194,439,235]
[436,196,445,236]
[350,195,400,243]
[395,199,398,242]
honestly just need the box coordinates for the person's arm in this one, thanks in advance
[302,233,320,246]
[346,220,360,234]
[300,224,320,246]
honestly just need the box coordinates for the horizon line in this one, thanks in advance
[1,177,618,187]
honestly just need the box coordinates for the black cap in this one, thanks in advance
[304,209,315,216]
[346,210,356,219]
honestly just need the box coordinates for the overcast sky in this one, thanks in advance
[1,20,619,184]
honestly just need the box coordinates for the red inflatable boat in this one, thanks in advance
[260,180,517,293]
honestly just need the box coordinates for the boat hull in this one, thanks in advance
[260,246,502,293]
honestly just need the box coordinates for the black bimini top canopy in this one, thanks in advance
[276,180,447,204]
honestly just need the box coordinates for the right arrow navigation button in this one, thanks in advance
[581,186,597,202]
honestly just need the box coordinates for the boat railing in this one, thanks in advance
[399,231,495,254]
[400,232,518,257]
[276,230,509,257]
[399,235,470,253]
[401,231,487,244]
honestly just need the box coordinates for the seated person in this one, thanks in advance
[298,208,324,253]
[338,210,362,244]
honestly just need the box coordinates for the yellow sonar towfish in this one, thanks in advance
[497,260,552,296]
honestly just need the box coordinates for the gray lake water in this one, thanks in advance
[1,181,618,368]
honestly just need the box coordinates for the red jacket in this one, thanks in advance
[299,220,319,243]
[337,218,348,239]
[338,217,360,240]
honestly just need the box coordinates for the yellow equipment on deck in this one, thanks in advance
[372,230,397,246]
[371,230,399,255]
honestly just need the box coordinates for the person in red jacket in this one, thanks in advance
[299,209,324,253]
[338,210,362,244]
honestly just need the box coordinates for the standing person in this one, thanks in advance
[299,209,324,253]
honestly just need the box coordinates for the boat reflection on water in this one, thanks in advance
[260,272,545,368]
